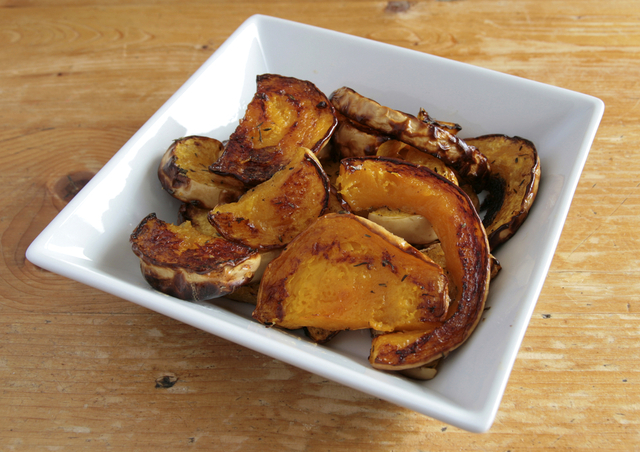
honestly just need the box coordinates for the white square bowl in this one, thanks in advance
[26,15,604,432]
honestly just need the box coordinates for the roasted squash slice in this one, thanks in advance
[209,147,330,250]
[330,87,491,191]
[210,74,338,186]
[253,213,450,332]
[158,136,244,209]
[465,134,541,250]
[336,157,491,370]
[130,213,260,301]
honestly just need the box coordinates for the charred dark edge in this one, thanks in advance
[480,174,506,227]
[324,185,353,215]
[470,134,540,250]
[140,264,237,302]
[303,151,332,216]
[418,108,462,133]
[158,141,189,192]
[130,212,158,241]
[252,255,294,324]
[130,213,257,273]
[131,240,256,274]
[158,136,227,204]
[210,74,338,187]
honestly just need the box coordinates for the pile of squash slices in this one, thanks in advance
[131,74,541,380]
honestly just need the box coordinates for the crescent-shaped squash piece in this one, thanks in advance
[336,157,491,370]
[130,213,260,301]
[210,74,337,186]
[209,147,330,250]
[465,134,541,250]
[253,213,450,332]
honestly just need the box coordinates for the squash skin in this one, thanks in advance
[331,111,391,158]
[210,74,337,186]
[368,208,438,246]
[208,147,330,250]
[417,108,462,136]
[253,213,450,332]
[130,213,260,301]
[330,87,491,191]
[336,157,491,370]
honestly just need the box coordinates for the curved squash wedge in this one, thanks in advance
[130,213,260,301]
[210,74,337,186]
[209,147,330,250]
[253,213,450,332]
[336,157,491,370]
[465,134,541,250]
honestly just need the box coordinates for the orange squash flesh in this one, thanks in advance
[253,213,449,332]
[158,136,244,209]
[336,157,491,370]
[210,74,337,186]
[209,147,330,250]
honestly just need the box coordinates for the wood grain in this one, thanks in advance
[1,0,639,450]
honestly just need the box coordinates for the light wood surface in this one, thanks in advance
[2,0,639,449]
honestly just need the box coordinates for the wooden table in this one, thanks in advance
[2,0,638,449]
